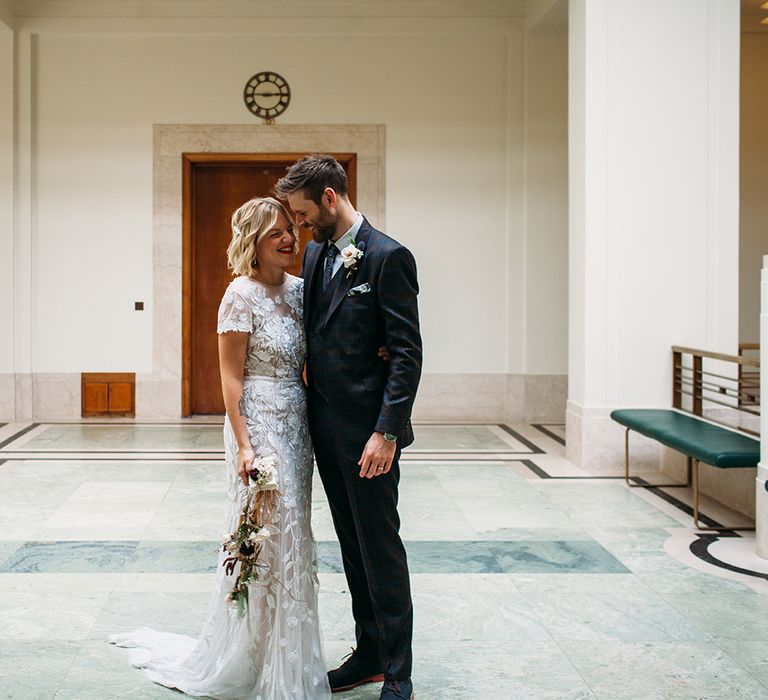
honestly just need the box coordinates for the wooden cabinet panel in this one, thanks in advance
[108,383,133,412]
[83,383,108,413]
[82,373,135,417]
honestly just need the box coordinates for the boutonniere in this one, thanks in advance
[340,235,365,278]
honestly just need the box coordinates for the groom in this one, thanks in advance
[276,155,422,700]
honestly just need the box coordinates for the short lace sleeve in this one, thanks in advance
[217,288,253,334]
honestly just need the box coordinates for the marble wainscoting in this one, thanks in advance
[566,401,660,474]
[413,373,567,423]
[0,372,79,421]
[0,373,16,420]
[2,372,567,423]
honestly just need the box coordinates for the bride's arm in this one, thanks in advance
[218,331,254,486]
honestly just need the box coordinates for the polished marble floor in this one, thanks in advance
[0,421,766,699]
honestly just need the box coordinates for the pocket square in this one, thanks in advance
[347,282,371,297]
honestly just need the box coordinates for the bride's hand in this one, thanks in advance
[237,445,255,487]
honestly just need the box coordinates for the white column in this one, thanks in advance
[13,31,35,419]
[567,0,741,470]
[0,26,14,420]
[757,256,768,558]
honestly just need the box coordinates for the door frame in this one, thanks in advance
[180,152,358,416]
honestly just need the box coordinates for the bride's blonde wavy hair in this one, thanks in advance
[226,197,298,277]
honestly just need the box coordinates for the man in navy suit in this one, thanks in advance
[276,155,422,700]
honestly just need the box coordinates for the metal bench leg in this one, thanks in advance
[692,459,755,532]
[624,427,689,489]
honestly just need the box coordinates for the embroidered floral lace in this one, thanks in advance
[111,275,330,700]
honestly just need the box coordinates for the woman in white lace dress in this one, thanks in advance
[112,197,331,699]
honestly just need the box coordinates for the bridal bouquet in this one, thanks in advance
[221,454,280,617]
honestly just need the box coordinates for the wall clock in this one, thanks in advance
[243,71,291,123]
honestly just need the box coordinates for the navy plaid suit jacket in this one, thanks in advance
[301,218,422,448]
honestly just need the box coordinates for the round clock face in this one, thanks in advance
[243,71,291,121]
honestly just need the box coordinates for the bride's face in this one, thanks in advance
[256,212,297,270]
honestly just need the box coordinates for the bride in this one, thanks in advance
[112,197,331,699]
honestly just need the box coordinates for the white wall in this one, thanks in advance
[524,2,568,375]
[0,27,13,376]
[17,15,522,379]
[568,0,740,468]
[740,32,768,345]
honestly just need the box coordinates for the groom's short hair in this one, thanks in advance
[275,154,348,205]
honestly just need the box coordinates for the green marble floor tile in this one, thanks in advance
[409,425,514,452]
[87,591,210,641]
[635,568,754,595]
[0,542,21,568]
[127,541,220,573]
[533,482,681,528]
[0,640,81,700]
[662,593,768,641]
[84,462,182,482]
[0,460,95,482]
[0,541,138,573]
[561,640,768,699]
[413,586,552,641]
[0,588,111,641]
[19,425,222,452]
[54,639,180,699]
[519,588,706,642]
[715,640,768,688]
[173,463,227,485]
[412,640,595,699]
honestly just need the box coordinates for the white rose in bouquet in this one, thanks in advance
[248,527,272,544]
[249,454,279,492]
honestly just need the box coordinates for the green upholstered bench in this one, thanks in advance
[610,408,760,531]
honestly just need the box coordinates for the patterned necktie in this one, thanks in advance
[323,243,339,291]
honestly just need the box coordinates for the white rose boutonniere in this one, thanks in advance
[340,233,365,278]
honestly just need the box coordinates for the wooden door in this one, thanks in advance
[182,154,357,416]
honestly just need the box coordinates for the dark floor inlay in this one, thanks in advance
[531,423,566,447]
[0,423,40,450]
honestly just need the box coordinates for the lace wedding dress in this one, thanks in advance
[112,274,331,700]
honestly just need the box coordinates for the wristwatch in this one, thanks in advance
[381,432,397,443]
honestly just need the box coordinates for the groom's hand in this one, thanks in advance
[358,432,396,479]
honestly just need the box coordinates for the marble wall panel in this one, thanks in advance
[15,373,33,420]
[566,401,660,474]
[412,374,507,423]
[33,373,80,420]
[523,374,567,423]
[0,373,15,420]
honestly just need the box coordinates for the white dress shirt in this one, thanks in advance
[329,212,363,278]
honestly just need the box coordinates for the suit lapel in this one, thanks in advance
[320,221,372,332]
[302,242,323,332]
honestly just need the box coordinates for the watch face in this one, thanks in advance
[243,71,291,120]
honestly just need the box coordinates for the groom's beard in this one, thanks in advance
[307,208,337,244]
[309,222,336,244]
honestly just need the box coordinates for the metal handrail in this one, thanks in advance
[672,347,760,431]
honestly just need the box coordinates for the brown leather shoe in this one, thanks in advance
[328,650,384,693]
